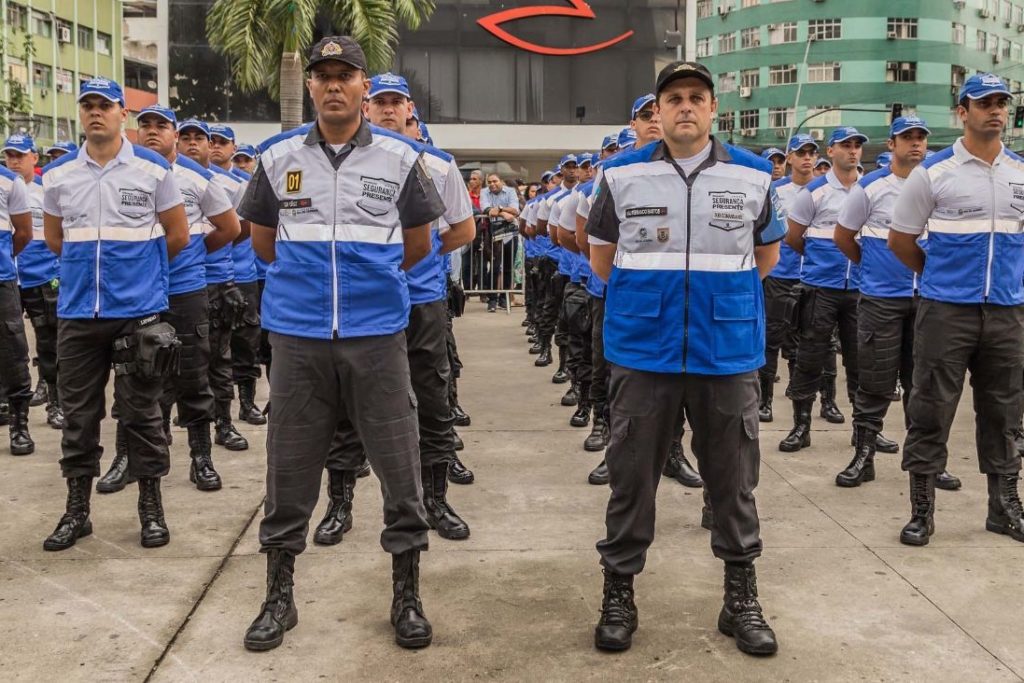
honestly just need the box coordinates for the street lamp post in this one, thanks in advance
[786,35,816,142]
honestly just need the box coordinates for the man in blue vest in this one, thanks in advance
[586,62,781,656]
[41,78,189,551]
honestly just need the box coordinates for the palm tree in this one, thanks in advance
[207,0,435,131]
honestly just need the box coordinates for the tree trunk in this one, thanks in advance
[279,51,304,132]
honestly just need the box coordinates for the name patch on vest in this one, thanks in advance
[1011,183,1024,214]
[279,198,313,210]
[119,188,152,217]
[708,190,746,231]
[625,206,667,218]
[358,176,398,217]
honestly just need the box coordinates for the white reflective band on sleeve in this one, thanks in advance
[278,223,405,245]
[189,224,207,236]
[805,226,836,239]
[63,226,167,242]
[614,251,753,271]
[860,225,889,239]
[0,220,10,233]
[928,218,1022,234]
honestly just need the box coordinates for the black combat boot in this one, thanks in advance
[237,379,267,426]
[356,459,371,478]
[899,473,935,546]
[701,487,714,531]
[551,346,570,384]
[0,400,9,426]
[424,462,470,540]
[561,382,579,407]
[874,432,899,454]
[718,562,778,656]
[936,470,962,491]
[214,401,249,451]
[778,400,813,452]
[663,441,703,488]
[570,383,592,427]
[836,426,875,488]
[985,473,1024,543]
[448,453,474,485]
[45,382,64,429]
[187,423,222,491]
[588,459,609,485]
[594,570,638,651]
[43,475,93,551]
[819,377,845,424]
[528,339,543,354]
[137,477,170,548]
[314,469,356,545]
[8,397,34,455]
[452,430,465,452]
[451,404,471,427]
[163,414,173,446]
[391,549,432,649]
[244,549,298,651]
[30,376,47,407]
[584,409,609,452]
[534,340,553,366]
[96,423,135,493]
[758,373,773,423]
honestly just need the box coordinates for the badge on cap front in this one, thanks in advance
[321,41,343,57]
[674,63,697,72]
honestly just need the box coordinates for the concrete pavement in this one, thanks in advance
[1,305,1022,682]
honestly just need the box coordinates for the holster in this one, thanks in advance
[564,286,592,334]
[30,282,59,328]
[113,317,182,378]
[447,280,466,318]
[211,284,247,330]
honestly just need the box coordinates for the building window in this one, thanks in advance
[7,58,28,87]
[1014,42,1023,63]
[741,0,759,8]
[719,72,737,93]
[952,22,965,45]
[740,68,760,89]
[768,107,795,129]
[740,109,760,130]
[769,22,797,44]
[1016,5,1024,25]
[56,117,73,141]
[808,19,841,41]
[6,4,28,32]
[32,64,52,89]
[56,69,75,94]
[886,61,917,83]
[741,27,760,49]
[1003,0,1013,22]
[977,29,988,52]
[77,25,94,51]
[769,64,797,85]
[718,110,736,132]
[697,0,713,19]
[887,18,917,39]
[806,106,841,127]
[96,32,112,56]
[31,10,52,38]
[718,32,736,54]
[1002,38,1012,58]
[696,37,712,58]
[78,73,94,90]
[807,62,841,83]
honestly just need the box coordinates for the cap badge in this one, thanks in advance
[674,63,697,72]
[321,41,343,57]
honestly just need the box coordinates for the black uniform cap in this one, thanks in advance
[306,36,367,72]
[655,61,715,95]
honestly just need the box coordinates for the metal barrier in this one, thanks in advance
[454,216,525,313]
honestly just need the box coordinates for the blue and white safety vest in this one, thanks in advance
[206,164,240,285]
[406,145,458,306]
[170,155,229,296]
[767,176,802,280]
[793,170,860,290]
[0,167,28,283]
[229,167,259,285]
[17,177,59,288]
[844,168,916,298]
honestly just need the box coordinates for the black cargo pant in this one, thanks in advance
[19,282,58,388]
[589,296,609,414]
[259,330,429,555]
[564,282,593,385]
[902,300,1024,476]
[231,281,262,384]
[786,286,859,404]
[535,257,562,343]
[760,276,800,384]
[207,281,237,420]
[329,299,455,471]
[524,256,538,324]
[0,280,32,401]
[159,288,214,428]
[256,278,273,378]
[852,295,916,434]
[445,302,463,414]
[57,317,169,479]
[598,366,762,574]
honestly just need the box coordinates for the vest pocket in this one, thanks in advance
[606,288,662,361]
[263,259,330,332]
[341,261,407,334]
[712,292,757,361]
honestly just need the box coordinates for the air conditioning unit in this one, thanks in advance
[739,86,752,98]
[1017,23,1024,32]
[718,5,730,17]
[741,128,756,137]
[812,0,825,3]
[58,26,71,43]
[887,31,898,39]
[952,0,965,8]
[810,128,825,140]
[979,8,991,18]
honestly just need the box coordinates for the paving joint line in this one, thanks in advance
[763,457,1024,681]
[143,495,265,683]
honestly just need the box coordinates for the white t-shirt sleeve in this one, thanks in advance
[787,186,815,227]
[442,159,474,226]
[155,168,185,213]
[537,197,553,221]
[560,193,579,232]
[7,177,31,216]
[836,183,870,232]
[42,175,62,217]
[576,188,592,220]
[891,166,934,236]
[200,177,235,218]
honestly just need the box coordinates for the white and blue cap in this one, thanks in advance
[45,141,77,156]
[559,153,578,168]
[578,152,593,167]
[2,134,35,154]
[631,93,656,120]
[209,123,236,141]
[828,126,868,146]
[177,118,211,138]
[925,150,936,159]
[890,116,930,138]
[617,127,637,147]
[232,143,257,160]
[541,170,555,183]
[137,104,177,125]
[601,135,618,150]
[959,73,1012,102]
[787,133,818,153]
[78,77,125,106]
[410,106,421,122]
[875,152,892,167]
[418,121,432,144]
[369,72,411,99]
[760,147,785,161]
[815,157,832,168]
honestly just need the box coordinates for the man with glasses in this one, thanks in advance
[480,172,520,312]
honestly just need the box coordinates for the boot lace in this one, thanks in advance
[600,577,635,626]
[727,572,770,631]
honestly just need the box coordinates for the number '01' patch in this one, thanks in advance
[285,170,302,194]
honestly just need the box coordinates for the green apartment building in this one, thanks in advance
[696,0,1024,150]
[1,0,123,148]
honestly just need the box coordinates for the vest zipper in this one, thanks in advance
[682,184,693,372]
[984,165,996,301]
[331,168,340,337]
[95,176,102,317]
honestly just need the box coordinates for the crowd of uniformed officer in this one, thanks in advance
[3,31,1024,659]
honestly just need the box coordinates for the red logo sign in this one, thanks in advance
[477,1,635,56]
